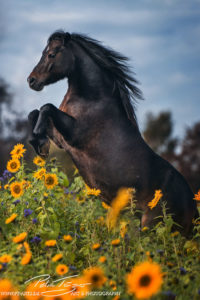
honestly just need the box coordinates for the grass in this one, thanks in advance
[0,145,200,300]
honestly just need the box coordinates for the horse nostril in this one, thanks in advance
[28,76,36,86]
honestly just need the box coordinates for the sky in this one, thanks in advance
[0,0,200,137]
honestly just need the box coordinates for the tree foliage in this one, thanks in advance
[143,111,177,161]
[175,122,200,192]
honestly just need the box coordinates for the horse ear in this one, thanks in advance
[64,32,71,44]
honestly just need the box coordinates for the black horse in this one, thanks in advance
[27,31,198,235]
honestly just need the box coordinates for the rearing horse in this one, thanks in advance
[27,31,198,235]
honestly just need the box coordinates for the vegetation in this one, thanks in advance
[0,144,200,299]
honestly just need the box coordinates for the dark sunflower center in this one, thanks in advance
[16,149,21,154]
[139,275,151,287]
[46,177,54,185]
[91,275,100,283]
[71,286,78,292]
[11,162,17,169]
[14,185,21,194]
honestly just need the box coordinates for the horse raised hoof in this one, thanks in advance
[29,136,50,159]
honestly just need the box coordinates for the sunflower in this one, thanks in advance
[126,261,163,299]
[171,231,179,237]
[0,279,15,297]
[13,232,27,243]
[52,253,63,262]
[21,252,32,265]
[111,239,120,246]
[98,256,107,263]
[83,267,107,288]
[45,240,56,247]
[5,213,18,224]
[10,143,26,159]
[23,242,31,253]
[141,227,149,232]
[22,180,31,190]
[112,296,120,300]
[25,281,46,300]
[34,168,46,180]
[92,243,101,250]
[148,190,163,210]
[120,221,128,238]
[102,202,110,210]
[76,197,86,204]
[106,188,134,229]
[33,155,45,167]
[0,254,12,263]
[62,277,90,299]
[63,235,73,242]
[44,173,58,189]
[56,264,69,275]
[10,181,24,198]
[17,244,23,250]
[7,158,20,173]
[194,190,200,201]
[85,185,101,196]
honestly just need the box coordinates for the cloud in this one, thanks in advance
[168,72,191,85]
[1,0,200,138]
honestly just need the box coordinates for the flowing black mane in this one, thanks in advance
[48,31,143,124]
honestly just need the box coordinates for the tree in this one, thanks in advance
[175,122,200,192]
[143,111,178,161]
[0,78,29,174]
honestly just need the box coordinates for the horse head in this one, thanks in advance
[27,32,74,91]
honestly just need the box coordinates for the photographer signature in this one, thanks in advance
[25,274,91,297]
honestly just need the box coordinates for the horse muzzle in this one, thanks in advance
[27,75,44,91]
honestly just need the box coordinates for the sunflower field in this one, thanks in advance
[0,144,200,300]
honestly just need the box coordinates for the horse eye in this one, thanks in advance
[48,53,56,59]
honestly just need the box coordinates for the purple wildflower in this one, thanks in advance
[31,236,41,243]
[13,199,20,205]
[24,209,33,217]
[3,170,12,179]
[180,267,187,275]
[162,291,176,299]
[2,263,7,268]
[75,233,80,239]
[64,188,70,194]
[32,218,38,224]
[69,265,77,271]
[157,249,164,255]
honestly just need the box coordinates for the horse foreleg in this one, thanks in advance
[28,109,50,158]
[33,103,75,143]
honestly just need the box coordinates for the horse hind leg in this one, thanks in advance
[28,109,50,158]
[141,208,164,229]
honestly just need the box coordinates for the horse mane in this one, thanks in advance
[48,31,143,125]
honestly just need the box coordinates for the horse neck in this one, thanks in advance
[66,43,140,132]
[68,42,113,100]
